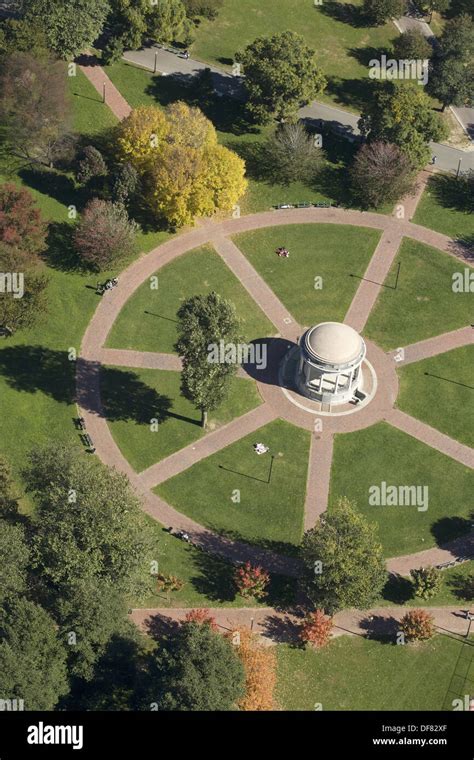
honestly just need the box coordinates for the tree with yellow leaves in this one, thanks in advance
[115,102,247,227]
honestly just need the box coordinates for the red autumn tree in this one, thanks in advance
[0,184,47,257]
[184,608,218,631]
[400,609,435,642]
[299,609,333,648]
[234,562,270,600]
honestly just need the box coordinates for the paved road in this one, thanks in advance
[123,45,474,173]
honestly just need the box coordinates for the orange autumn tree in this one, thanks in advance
[229,628,277,711]
[184,608,218,631]
[299,609,333,648]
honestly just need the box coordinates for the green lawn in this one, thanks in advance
[68,67,118,137]
[190,0,397,113]
[413,174,474,240]
[397,346,474,448]
[101,366,262,472]
[277,634,472,710]
[365,239,472,351]
[130,516,297,608]
[381,560,474,607]
[105,60,359,213]
[330,422,474,557]
[106,244,274,353]
[156,418,311,554]
[233,224,380,326]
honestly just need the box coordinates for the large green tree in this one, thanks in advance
[23,443,151,594]
[23,0,110,58]
[0,244,49,336]
[0,521,30,604]
[0,597,69,710]
[428,57,474,110]
[438,13,474,61]
[393,29,433,61]
[359,82,448,168]
[363,0,407,25]
[175,292,241,427]
[236,31,326,123]
[0,456,20,519]
[146,0,190,45]
[301,498,387,613]
[146,621,245,710]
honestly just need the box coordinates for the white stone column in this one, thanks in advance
[334,373,339,394]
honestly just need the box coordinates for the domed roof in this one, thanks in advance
[304,322,364,365]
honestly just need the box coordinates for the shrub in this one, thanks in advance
[299,609,334,648]
[76,146,108,185]
[184,609,218,630]
[410,566,442,599]
[0,184,47,257]
[111,163,139,206]
[234,562,270,600]
[400,608,435,642]
[229,628,277,711]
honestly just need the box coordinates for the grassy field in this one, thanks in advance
[105,60,359,213]
[101,366,262,472]
[190,0,397,113]
[330,422,474,557]
[156,418,311,554]
[130,516,297,609]
[106,244,275,353]
[364,239,472,351]
[277,634,472,710]
[397,346,474,448]
[413,174,474,240]
[233,224,380,326]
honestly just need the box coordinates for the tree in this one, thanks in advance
[0,521,30,604]
[363,0,407,24]
[423,0,450,23]
[0,596,69,710]
[0,244,49,336]
[146,0,189,45]
[184,608,218,630]
[428,57,474,111]
[439,13,474,61]
[301,498,387,614]
[236,31,326,123]
[175,292,241,427]
[107,0,150,51]
[359,82,448,168]
[183,0,223,21]
[165,101,217,150]
[299,609,334,648]
[0,184,47,257]
[111,162,140,206]
[393,29,433,60]
[0,53,71,169]
[147,621,245,710]
[261,121,323,185]
[234,562,270,600]
[76,146,108,185]
[0,17,50,57]
[116,105,170,169]
[410,566,442,599]
[23,0,110,59]
[0,457,20,519]
[23,443,151,594]
[55,579,129,681]
[400,608,435,641]
[230,628,277,711]
[73,199,139,269]
[350,141,415,208]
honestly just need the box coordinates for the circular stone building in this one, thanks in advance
[295,321,366,405]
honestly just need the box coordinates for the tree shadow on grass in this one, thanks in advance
[203,523,300,560]
[348,45,393,68]
[382,572,415,604]
[428,174,473,214]
[318,0,372,27]
[43,221,88,273]
[18,167,79,210]
[431,515,473,547]
[100,366,200,426]
[324,75,375,113]
[0,346,75,405]
[445,572,474,602]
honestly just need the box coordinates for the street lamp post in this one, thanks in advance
[154,51,158,74]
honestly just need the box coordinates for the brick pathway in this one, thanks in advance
[394,170,431,222]
[137,402,277,486]
[74,72,473,583]
[387,408,474,469]
[131,605,474,644]
[78,54,131,119]
[304,434,334,531]
[388,325,473,366]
